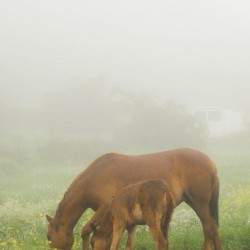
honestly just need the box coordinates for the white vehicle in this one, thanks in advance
[192,106,245,137]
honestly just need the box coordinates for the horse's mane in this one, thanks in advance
[53,192,69,230]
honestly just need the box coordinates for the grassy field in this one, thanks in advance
[0,148,250,249]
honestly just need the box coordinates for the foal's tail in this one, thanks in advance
[209,176,220,226]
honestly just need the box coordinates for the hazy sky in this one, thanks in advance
[1,0,250,111]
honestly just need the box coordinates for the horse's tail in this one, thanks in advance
[209,175,220,226]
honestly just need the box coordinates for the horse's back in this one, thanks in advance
[85,148,217,206]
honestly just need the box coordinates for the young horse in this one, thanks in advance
[46,148,222,250]
[90,179,175,250]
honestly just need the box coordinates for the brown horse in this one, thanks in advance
[90,179,175,250]
[46,148,222,250]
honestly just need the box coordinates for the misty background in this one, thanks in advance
[1,0,250,166]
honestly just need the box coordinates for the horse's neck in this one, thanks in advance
[54,191,86,233]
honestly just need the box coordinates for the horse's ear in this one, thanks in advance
[90,223,97,233]
[46,215,54,225]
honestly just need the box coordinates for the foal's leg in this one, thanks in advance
[110,221,126,250]
[161,209,174,248]
[146,212,168,250]
[125,226,136,250]
[81,206,107,250]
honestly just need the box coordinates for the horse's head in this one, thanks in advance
[46,215,74,250]
[90,224,112,250]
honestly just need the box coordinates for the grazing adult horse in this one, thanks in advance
[46,148,222,250]
[90,179,175,250]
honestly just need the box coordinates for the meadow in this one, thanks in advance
[0,144,250,249]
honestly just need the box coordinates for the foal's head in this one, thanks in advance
[46,215,74,250]
[90,224,112,250]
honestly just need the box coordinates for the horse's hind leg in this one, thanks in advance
[197,206,222,250]
[211,218,222,250]
[186,199,214,250]
[210,178,222,250]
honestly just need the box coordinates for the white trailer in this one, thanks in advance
[192,106,245,137]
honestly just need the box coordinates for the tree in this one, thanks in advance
[114,92,207,153]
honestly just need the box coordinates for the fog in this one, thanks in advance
[1,0,250,162]
[1,3,250,249]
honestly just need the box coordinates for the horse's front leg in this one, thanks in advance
[81,206,107,250]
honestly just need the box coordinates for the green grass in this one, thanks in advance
[0,149,250,250]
